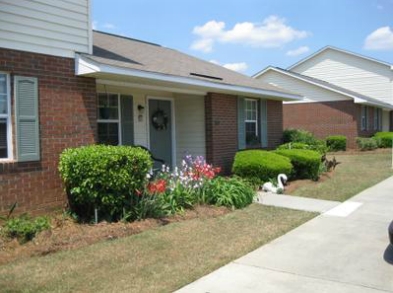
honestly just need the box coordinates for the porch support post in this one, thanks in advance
[204,92,238,174]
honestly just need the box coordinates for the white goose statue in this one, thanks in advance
[262,174,288,194]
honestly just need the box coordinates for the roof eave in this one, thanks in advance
[353,98,393,110]
[75,54,301,101]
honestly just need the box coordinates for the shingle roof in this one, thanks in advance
[81,31,298,97]
[270,67,393,109]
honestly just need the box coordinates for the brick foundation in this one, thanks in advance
[0,48,96,214]
[283,100,381,148]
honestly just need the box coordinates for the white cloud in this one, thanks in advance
[209,60,248,72]
[286,46,310,56]
[191,15,310,52]
[223,62,248,72]
[92,21,117,31]
[102,23,116,30]
[191,38,214,53]
[376,4,383,10]
[364,26,393,50]
[209,60,220,65]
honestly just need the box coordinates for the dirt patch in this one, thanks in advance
[0,205,230,266]
[284,170,335,194]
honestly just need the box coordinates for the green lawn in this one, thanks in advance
[289,151,393,202]
[0,204,315,293]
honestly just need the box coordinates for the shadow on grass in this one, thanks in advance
[383,244,393,265]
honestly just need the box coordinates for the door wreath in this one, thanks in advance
[151,109,168,130]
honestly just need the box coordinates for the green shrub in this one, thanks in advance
[159,181,196,215]
[356,137,378,151]
[59,145,152,222]
[3,214,50,243]
[326,135,346,151]
[277,141,328,154]
[274,149,321,180]
[283,129,316,144]
[232,150,293,184]
[373,132,393,148]
[202,177,255,209]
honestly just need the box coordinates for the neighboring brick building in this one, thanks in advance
[0,2,299,214]
[254,47,393,148]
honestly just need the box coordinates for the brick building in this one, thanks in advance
[0,1,299,214]
[254,47,393,148]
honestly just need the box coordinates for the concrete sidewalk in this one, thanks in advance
[256,192,341,213]
[176,176,393,293]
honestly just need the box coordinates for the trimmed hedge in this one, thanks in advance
[326,135,346,151]
[232,150,293,184]
[274,149,321,180]
[356,137,378,151]
[59,145,152,221]
[277,141,328,154]
[373,132,393,148]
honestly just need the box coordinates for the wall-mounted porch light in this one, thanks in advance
[137,104,145,122]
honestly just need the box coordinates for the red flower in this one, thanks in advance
[147,179,167,194]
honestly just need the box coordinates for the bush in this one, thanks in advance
[326,135,346,151]
[59,145,152,222]
[202,177,255,209]
[373,132,393,148]
[356,137,378,151]
[3,214,50,243]
[274,149,322,180]
[232,150,293,184]
[283,129,316,144]
[277,141,328,154]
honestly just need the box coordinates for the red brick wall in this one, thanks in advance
[267,100,284,148]
[283,101,381,148]
[205,94,284,173]
[0,48,96,214]
[205,93,238,174]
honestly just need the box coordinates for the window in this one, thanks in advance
[361,105,368,131]
[97,93,120,145]
[245,99,259,146]
[0,73,10,159]
[374,108,382,131]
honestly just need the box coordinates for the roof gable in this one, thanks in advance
[258,67,393,110]
[288,46,392,71]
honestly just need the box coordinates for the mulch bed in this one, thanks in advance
[0,205,230,266]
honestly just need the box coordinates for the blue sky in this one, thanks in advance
[92,0,393,76]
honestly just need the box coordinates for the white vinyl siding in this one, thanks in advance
[174,94,205,166]
[291,49,393,105]
[95,84,207,166]
[257,70,351,103]
[0,0,91,58]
